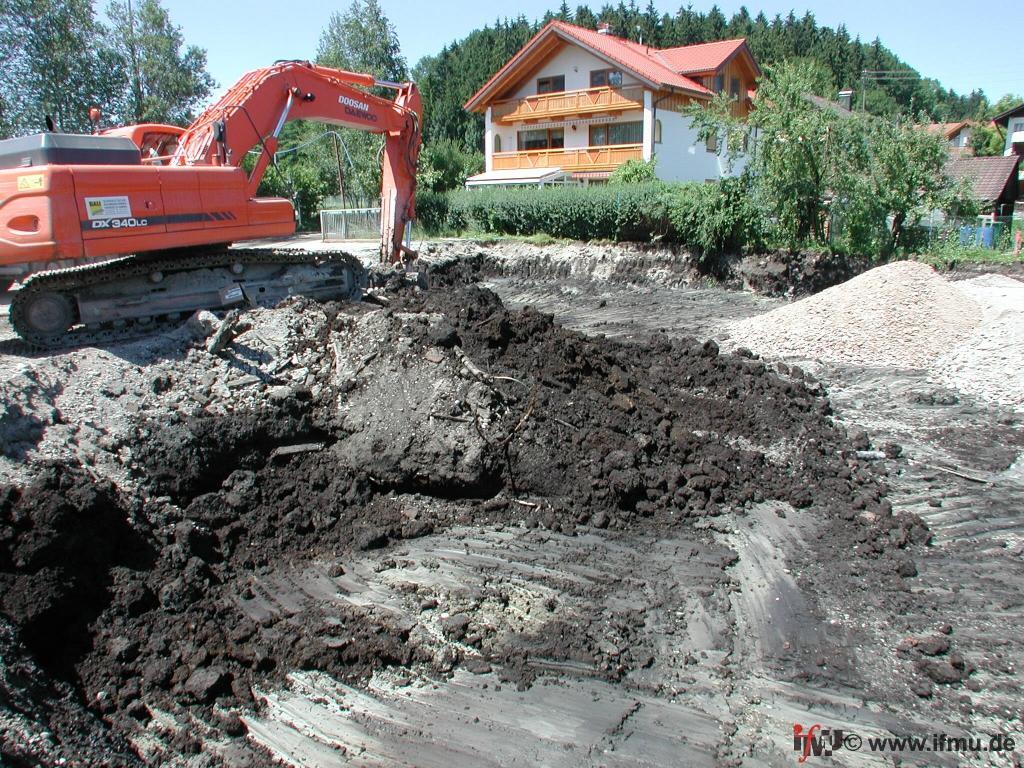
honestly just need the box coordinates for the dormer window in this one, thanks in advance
[537,75,565,94]
[590,69,624,88]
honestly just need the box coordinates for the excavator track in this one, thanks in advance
[9,247,367,349]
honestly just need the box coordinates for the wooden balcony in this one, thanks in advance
[491,86,645,124]
[492,144,643,171]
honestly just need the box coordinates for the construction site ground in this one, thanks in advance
[0,240,1021,767]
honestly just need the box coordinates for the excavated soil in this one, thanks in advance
[0,275,926,766]
[5,242,1020,767]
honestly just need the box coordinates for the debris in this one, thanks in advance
[206,309,242,355]
[269,442,325,459]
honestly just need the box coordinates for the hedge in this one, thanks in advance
[416,180,765,255]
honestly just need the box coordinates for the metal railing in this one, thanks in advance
[320,208,381,241]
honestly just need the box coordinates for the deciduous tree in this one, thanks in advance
[105,0,215,125]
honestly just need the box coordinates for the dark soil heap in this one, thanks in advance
[0,285,924,766]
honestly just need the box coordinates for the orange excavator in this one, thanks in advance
[0,60,422,346]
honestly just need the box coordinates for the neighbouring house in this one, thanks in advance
[922,121,973,156]
[462,20,761,186]
[947,155,1020,217]
[992,102,1024,157]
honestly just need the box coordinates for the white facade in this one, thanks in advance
[1005,116,1024,156]
[507,46,643,100]
[480,42,747,184]
[650,107,745,182]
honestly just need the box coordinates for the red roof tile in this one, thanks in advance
[546,21,710,94]
[947,155,1019,203]
[465,21,759,111]
[923,121,968,139]
[654,38,756,75]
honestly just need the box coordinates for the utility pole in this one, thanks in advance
[332,132,346,209]
[859,69,919,112]
[127,0,143,121]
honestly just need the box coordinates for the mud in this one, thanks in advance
[0,276,925,766]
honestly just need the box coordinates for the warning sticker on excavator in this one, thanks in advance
[17,174,44,191]
[85,196,132,220]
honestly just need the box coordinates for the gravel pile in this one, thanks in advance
[933,274,1024,408]
[727,261,983,369]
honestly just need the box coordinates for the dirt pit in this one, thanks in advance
[0,275,928,766]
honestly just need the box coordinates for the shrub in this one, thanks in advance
[609,157,657,185]
[415,179,767,252]
[417,183,674,241]
[668,177,765,256]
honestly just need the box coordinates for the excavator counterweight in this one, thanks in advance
[0,61,422,347]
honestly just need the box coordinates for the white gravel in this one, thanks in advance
[933,274,1024,408]
[727,261,1024,409]
[727,261,982,369]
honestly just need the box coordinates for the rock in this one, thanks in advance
[915,659,966,685]
[441,613,471,640]
[896,558,918,578]
[910,678,934,698]
[916,635,951,657]
[187,310,219,340]
[354,526,388,550]
[464,657,492,674]
[182,666,230,702]
[267,385,293,402]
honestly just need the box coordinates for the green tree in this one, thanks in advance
[417,138,483,192]
[690,60,966,256]
[0,0,121,135]
[969,123,1005,156]
[315,0,408,200]
[258,0,409,220]
[105,0,215,125]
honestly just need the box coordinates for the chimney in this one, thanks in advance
[837,89,853,111]
[597,22,611,35]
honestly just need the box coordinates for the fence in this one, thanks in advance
[957,216,1012,249]
[319,207,381,241]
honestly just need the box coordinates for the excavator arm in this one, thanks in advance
[172,61,422,263]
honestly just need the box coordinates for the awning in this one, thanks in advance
[465,167,571,187]
[573,170,612,181]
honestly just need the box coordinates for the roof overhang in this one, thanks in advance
[675,40,762,80]
[464,22,710,113]
[992,102,1024,128]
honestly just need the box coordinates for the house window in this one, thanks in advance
[730,77,741,99]
[714,74,725,93]
[705,132,718,152]
[590,68,624,88]
[517,128,564,151]
[536,75,565,94]
[654,119,662,144]
[493,134,501,153]
[589,121,643,146]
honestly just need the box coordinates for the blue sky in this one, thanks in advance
[163,0,1019,103]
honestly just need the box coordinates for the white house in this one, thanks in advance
[462,21,761,186]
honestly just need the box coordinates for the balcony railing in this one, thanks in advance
[492,144,643,171]
[491,86,645,124]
